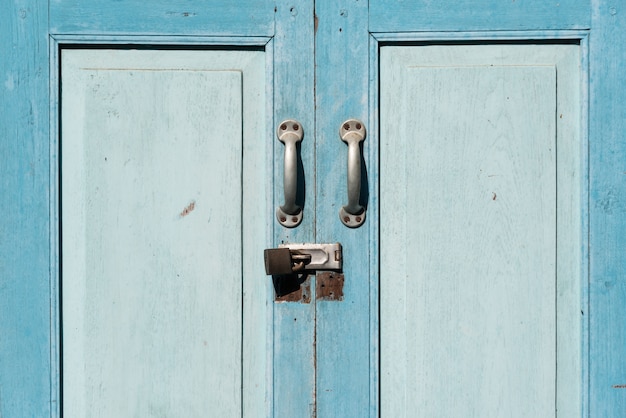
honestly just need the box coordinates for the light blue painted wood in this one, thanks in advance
[314,1,373,417]
[0,1,52,417]
[50,0,274,37]
[60,49,267,416]
[369,28,589,418]
[589,1,626,415]
[368,36,382,418]
[372,30,589,43]
[6,0,626,416]
[272,1,317,417]
[51,34,273,47]
[369,0,590,33]
[380,44,581,417]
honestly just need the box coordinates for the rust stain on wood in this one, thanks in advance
[180,200,196,217]
[274,274,311,303]
[316,272,344,301]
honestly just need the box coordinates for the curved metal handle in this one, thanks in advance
[339,119,366,227]
[276,120,303,228]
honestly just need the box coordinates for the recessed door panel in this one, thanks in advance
[61,49,267,416]
[380,44,580,417]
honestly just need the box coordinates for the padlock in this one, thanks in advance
[264,243,341,275]
[264,248,294,275]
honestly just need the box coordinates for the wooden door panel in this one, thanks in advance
[312,1,372,416]
[380,44,581,417]
[50,0,274,36]
[61,49,267,416]
[368,0,589,32]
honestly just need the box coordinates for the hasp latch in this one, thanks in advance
[264,243,342,275]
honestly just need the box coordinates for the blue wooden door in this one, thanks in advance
[2,0,626,416]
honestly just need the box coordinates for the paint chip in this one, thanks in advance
[180,201,196,217]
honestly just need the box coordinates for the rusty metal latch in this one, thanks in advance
[264,243,342,275]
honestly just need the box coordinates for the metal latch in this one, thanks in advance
[264,243,342,275]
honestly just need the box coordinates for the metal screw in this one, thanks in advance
[343,123,350,130]
[280,216,287,222]
[356,123,362,130]
[292,217,298,222]
[280,124,287,130]
[343,216,350,223]
[293,124,299,131]
[355,216,362,222]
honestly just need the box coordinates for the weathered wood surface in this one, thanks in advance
[380,44,581,417]
[4,0,626,416]
[314,1,374,417]
[272,1,317,417]
[369,0,590,32]
[588,1,626,415]
[50,0,274,36]
[61,49,267,416]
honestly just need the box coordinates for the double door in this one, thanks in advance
[2,0,624,416]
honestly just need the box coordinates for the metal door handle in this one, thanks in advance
[276,120,303,227]
[339,119,366,227]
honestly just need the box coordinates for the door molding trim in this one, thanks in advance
[48,35,274,418]
[371,29,589,43]
[49,34,272,47]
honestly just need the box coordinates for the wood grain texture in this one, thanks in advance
[61,49,267,416]
[50,0,274,36]
[589,0,626,415]
[272,1,317,417]
[369,0,590,33]
[314,1,373,417]
[0,1,52,416]
[7,0,626,416]
[380,44,581,417]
